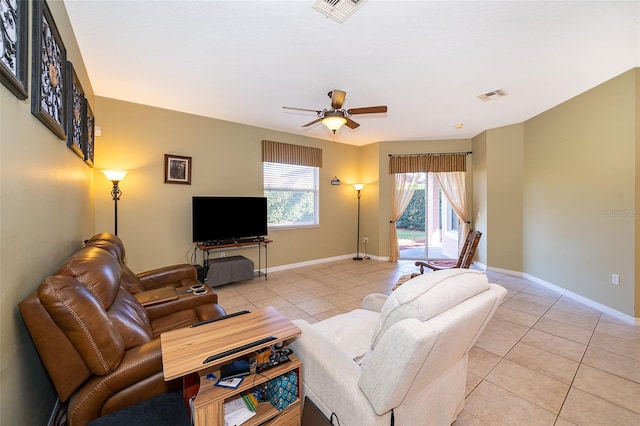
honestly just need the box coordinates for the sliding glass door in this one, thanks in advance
[397,173,459,260]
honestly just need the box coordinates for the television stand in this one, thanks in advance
[200,236,265,246]
[236,236,265,244]
[197,239,272,282]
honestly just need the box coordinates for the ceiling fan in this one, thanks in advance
[283,90,388,133]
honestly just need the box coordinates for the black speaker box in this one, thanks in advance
[194,264,206,282]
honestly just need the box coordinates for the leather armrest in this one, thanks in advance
[144,288,218,320]
[137,264,198,290]
[134,287,179,307]
[195,303,227,321]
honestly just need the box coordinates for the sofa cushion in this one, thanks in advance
[85,239,146,293]
[312,309,379,364]
[120,264,146,294]
[107,289,153,349]
[151,310,200,337]
[85,238,125,262]
[85,234,148,293]
[39,275,125,375]
[56,246,122,309]
[371,269,489,348]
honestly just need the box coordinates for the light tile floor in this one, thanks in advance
[213,259,640,425]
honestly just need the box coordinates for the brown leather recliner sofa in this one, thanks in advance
[19,234,226,426]
[84,233,202,294]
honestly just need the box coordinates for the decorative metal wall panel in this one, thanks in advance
[31,0,66,139]
[65,61,84,158]
[0,0,28,99]
[83,99,95,167]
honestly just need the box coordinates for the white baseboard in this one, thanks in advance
[267,254,355,272]
[267,253,391,272]
[269,258,639,326]
[520,272,639,326]
[480,265,638,326]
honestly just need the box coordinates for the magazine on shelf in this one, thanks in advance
[224,395,256,426]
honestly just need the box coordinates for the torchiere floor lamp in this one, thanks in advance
[353,183,365,260]
[101,170,129,236]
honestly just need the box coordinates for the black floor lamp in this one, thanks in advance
[353,183,365,260]
[101,170,129,236]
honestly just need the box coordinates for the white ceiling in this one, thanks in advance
[64,0,640,147]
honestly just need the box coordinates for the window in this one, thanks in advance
[264,162,319,228]
[446,206,459,232]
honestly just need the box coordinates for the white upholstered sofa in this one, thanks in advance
[289,268,506,426]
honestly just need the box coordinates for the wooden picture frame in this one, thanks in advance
[31,0,66,139]
[65,61,84,158]
[164,154,192,185]
[0,0,28,99]
[83,98,95,167]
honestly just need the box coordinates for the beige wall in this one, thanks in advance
[472,132,488,265]
[636,69,640,318]
[93,111,476,267]
[0,2,95,425]
[94,97,362,272]
[482,124,525,271]
[523,69,637,316]
[357,143,381,257]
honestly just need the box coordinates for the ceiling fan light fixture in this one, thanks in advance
[322,115,347,133]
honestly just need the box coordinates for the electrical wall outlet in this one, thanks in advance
[363,236,369,243]
[611,273,619,285]
[220,252,226,258]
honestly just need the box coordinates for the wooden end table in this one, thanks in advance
[161,306,302,425]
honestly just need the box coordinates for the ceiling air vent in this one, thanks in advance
[477,89,508,102]
[313,0,369,23]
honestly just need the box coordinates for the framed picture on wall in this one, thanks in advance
[0,0,28,99]
[83,98,95,167]
[31,0,66,139]
[65,61,84,158]
[164,154,192,185]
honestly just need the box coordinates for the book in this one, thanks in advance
[224,395,256,426]
[241,393,258,411]
[216,377,244,388]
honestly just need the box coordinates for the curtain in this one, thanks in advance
[435,171,470,252]
[389,173,422,262]
[262,140,322,167]
[389,153,466,174]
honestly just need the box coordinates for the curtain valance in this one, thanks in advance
[261,140,323,168]
[388,153,467,174]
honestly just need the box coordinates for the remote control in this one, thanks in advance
[256,354,290,373]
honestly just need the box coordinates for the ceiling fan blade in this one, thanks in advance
[344,117,360,129]
[329,90,347,109]
[283,106,322,114]
[347,105,388,115]
[302,117,323,128]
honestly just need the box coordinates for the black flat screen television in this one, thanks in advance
[192,196,268,243]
